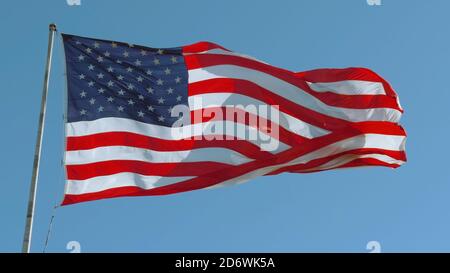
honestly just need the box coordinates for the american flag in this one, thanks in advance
[61,34,406,205]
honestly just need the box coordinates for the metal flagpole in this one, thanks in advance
[22,23,57,253]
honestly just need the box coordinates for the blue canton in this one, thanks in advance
[62,34,188,127]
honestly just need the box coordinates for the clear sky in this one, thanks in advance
[1,0,449,253]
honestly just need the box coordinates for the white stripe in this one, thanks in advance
[66,117,290,153]
[189,93,330,139]
[184,48,269,64]
[65,173,194,195]
[298,153,404,172]
[306,80,386,95]
[188,65,402,123]
[289,134,406,165]
[65,146,252,165]
[67,117,185,139]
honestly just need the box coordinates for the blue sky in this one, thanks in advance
[1,0,449,252]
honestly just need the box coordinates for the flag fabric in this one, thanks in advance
[61,34,406,205]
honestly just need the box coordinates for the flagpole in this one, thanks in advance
[22,23,57,253]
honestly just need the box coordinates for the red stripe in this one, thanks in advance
[66,132,274,160]
[295,157,401,173]
[347,121,406,136]
[182,42,230,54]
[184,54,402,111]
[66,160,233,181]
[295,67,399,99]
[302,90,400,110]
[335,158,401,169]
[267,148,406,175]
[63,186,156,205]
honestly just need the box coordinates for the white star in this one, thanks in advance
[107,97,114,102]
[118,89,125,95]
[88,81,95,87]
[88,64,95,70]
[134,59,142,66]
[137,76,143,82]
[107,66,114,72]
[123,51,129,57]
[157,49,164,55]
[167,87,174,94]
[107,80,114,87]
[153,58,160,65]
[137,111,144,117]
[97,56,104,62]
[104,51,111,57]
[93,42,100,48]
[118,106,124,111]
[147,105,154,111]
[140,49,147,56]
[117,75,124,81]
[78,55,85,61]
[176,95,182,102]
[116,59,123,64]
[98,106,104,112]
[158,116,165,122]
[138,94,144,100]
[98,88,105,94]
[128,99,135,105]
[146,69,153,75]
[164,68,171,75]
[175,76,182,83]
[80,109,87,115]
[167,107,173,114]
[156,79,164,85]
[97,73,104,79]
[80,91,87,98]
[157,97,165,104]
[171,56,178,63]
[146,87,154,94]
[86,48,92,54]
[89,98,96,105]
[79,74,86,80]
[75,40,82,45]
[128,43,134,48]
[127,83,134,90]
[111,42,118,48]
[126,67,134,73]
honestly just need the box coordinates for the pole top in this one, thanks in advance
[49,23,57,32]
